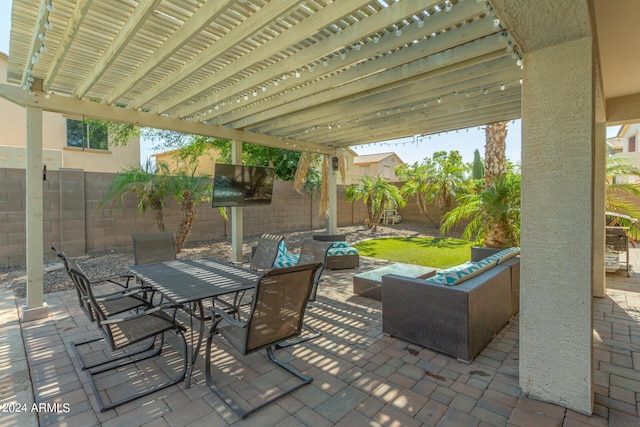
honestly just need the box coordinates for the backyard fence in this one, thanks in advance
[0,167,451,266]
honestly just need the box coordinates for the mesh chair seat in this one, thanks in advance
[107,310,183,350]
[98,295,150,321]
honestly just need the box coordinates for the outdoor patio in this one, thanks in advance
[2,253,640,427]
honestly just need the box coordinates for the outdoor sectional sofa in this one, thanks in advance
[381,247,520,362]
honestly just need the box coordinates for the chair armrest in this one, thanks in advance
[92,285,154,301]
[90,274,134,287]
[210,306,247,329]
[100,303,183,325]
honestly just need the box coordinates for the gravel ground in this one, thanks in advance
[1,221,453,298]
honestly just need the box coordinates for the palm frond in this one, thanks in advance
[294,151,314,194]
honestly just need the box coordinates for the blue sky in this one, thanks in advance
[0,1,620,165]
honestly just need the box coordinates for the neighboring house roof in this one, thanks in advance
[353,152,404,165]
[607,137,624,150]
[617,124,630,138]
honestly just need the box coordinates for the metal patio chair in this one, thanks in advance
[52,246,160,372]
[275,239,332,348]
[52,246,149,323]
[250,233,284,270]
[205,262,321,419]
[67,264,188,412]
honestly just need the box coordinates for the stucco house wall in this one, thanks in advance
[0,53,140,173]
[153,146,222,176]
[352,152,404,182]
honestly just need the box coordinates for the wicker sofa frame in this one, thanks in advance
[381,247,520,362]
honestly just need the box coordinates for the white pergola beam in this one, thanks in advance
[20,0,50,89]
[331,92,522,146]
[74,0,163,98]
[43,0,94,91]
[106,0,237,105]
[130,0,302,109]
[178,0,483,121]
[151,0,405,114]
[221,11,496,129]
[252,40,511,135]
[0,83,332,155]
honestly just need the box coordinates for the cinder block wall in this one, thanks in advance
[0,168,370,266]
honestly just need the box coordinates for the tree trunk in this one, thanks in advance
[484,121,508,185]
[175,190,195,253]
[483,225,508,249]
[365,198,374,228]
[371,196,387,232]
[484,121,509,248]
[151,199,165,232]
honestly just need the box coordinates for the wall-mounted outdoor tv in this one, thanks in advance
[211,163,275,207]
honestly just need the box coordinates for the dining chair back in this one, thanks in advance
[296,239,332,301]
[131,232,177,264]
[250,233,284,270]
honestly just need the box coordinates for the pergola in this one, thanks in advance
[2,0,640,417]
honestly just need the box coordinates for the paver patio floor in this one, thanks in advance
[2,254,640,426]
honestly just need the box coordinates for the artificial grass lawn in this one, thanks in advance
[353,237,474,269]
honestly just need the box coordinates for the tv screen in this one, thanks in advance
[211,164,275,207]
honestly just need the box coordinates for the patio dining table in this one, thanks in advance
[127,258,261,388]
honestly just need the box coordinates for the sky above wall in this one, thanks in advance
[0,0,620,167]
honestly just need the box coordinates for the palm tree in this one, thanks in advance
[482,121,510,246]
[345,175,405,232]
[100,162,214,252]
[167,168,213,252]
[395,151,469,231]
[606,156,640,217]
[606,156,640,240]
[484,121,508,184]
[101,161,170,231]
[441,172,521,248]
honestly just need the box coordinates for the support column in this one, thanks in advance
[520,37,594,414]
[231,140,243,264]
[22,105,49,322]
[593,122,606,298]
[327,156,337,234]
